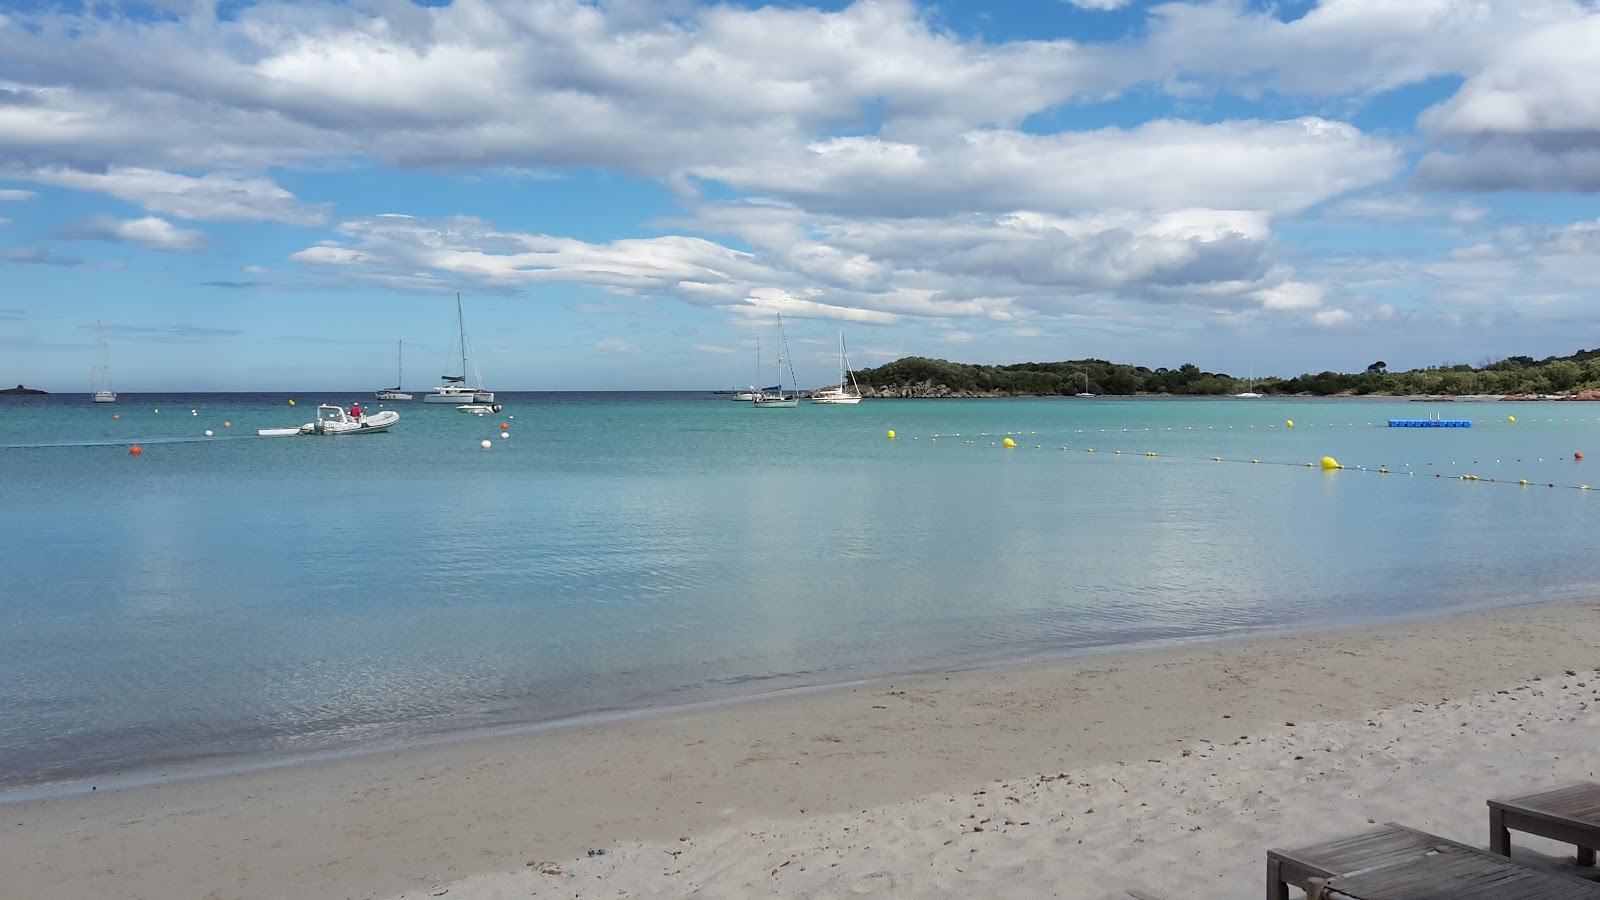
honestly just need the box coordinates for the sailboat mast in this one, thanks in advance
[456,293,468,379]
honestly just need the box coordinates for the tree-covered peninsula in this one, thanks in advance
[850,350,1600,399]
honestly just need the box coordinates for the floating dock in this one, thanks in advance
[1388,419,1472,427]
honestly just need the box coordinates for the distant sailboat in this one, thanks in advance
[809,331,862,404]
[90,323,116,403]
[424,293,495,406]
[1076,370,1095,398]
[375,340,413,401]
[752,314,799,408]
[1235,364,1263,398]
[732,336,779,401]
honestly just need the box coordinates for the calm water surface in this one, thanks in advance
[2,392,1597,791]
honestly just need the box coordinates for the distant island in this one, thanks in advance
[849,349,1600,399]
[0,384,48,395]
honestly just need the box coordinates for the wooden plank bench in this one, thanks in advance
[1303,839,1600,898]
[1269,822,1600,900]
[1490,782,1600,867]
[1267,824,1443,900]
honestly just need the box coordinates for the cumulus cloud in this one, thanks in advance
[52,215,206,252]
[0,188,37,201]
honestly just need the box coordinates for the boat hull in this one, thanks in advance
[92,391,117,403]
[375,390,413,401]
[423,389,494,403]
[809,394,860,405]
[753,397,798,408]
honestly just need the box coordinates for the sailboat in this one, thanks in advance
[752,314,799,408]
[375,340,413,400]
[90,323,116,403]
[1235,364,1263,398]
[1076,370,1095,398]
[731,336,779,401]
[809,331,862,404]
[423,294,496,407]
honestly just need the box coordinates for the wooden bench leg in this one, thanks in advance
[1489,806,1510,856]
[1267,857,1288,900]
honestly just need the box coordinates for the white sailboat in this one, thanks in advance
[1235,364,1262,398]
[424,293,495,406]
[752,314,799,408]
[809,331,862,404]
[90,323,116,403]
[1076,370,1095,398]
[375,340,413,400]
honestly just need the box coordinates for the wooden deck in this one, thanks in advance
[1490,782,1600,867]
[1269,822,1600,900]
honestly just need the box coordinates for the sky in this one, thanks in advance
[2,0,1598,392]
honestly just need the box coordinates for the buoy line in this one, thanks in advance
[888,432,1596,492]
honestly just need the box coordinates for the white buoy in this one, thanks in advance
[191,409,198,416]
[204,429,214,437]
[499,431,508,439]
[480,439,492,449]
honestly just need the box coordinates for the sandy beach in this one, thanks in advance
[5,601,1598,899]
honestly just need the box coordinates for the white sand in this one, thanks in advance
[5,601,1598,900]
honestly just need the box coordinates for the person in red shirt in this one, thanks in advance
[350,401,363,420]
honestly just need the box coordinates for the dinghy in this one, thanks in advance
[257,404,399,436]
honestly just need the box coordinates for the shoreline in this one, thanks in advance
[2,592,1562,802]
[5,598,1599,899]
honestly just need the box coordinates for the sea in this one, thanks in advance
[3,391,1598,796]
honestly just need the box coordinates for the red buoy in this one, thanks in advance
[129,445,143,455]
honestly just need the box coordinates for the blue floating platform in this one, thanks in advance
[1388,419,1472,427]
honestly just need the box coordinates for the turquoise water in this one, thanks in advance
[3,392,1598,791]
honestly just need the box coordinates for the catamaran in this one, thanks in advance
[809,331,862,404]
[424,294,495,406]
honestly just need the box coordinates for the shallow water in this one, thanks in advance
[2,392,1597,789]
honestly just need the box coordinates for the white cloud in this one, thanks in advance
[1256,280,1325,311]
[1060,0,1131,9]
[695,343,737,356]
[0,188,36,201]
[595,338,636,354]
[943,330,975,344]
[23,168,329,225]
[1312,308,1354,327]
[54,214,206,252]
[698,118,1398,217]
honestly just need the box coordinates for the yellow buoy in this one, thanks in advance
[1508,415,1515,423]
[1286,419,1294,428]
[1320,456,1340,470]
[289,399,296,406]
[1002,438,1016,447]
[886,429,896,439]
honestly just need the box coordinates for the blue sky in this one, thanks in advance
[2,0,1598,392]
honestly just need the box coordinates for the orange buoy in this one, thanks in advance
[223,421,231,428]
[129,445,143,455]
[1577,452,1585,460]
[501,423,509,430]
[113,414,120,419]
